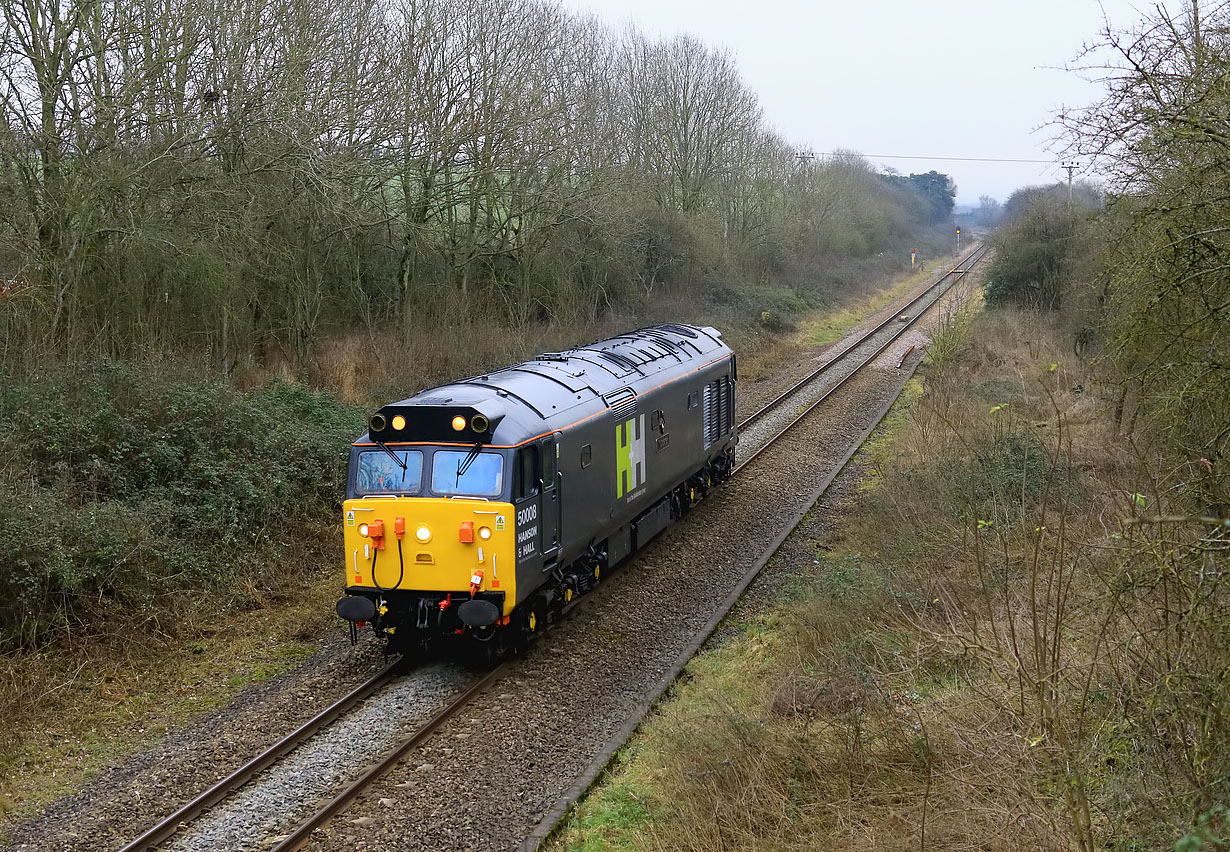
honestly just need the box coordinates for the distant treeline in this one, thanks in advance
[0,0,953,377]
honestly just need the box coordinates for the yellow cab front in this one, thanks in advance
[336,443,516,639]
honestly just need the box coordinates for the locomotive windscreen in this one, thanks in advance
[355,450,423,494]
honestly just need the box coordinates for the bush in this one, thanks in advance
[984,185,1099,310]
[947,431,1053,526]
[0,362,362,649]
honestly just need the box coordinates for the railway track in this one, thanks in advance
[740,244,985,433]
[737,244,985,468]
[113,246,986,852]
[113,661,407,852]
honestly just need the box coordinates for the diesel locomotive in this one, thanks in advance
[335,324,736,654]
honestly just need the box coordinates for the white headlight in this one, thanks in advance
[415,525,432,543]
[478,526,492,540]
[358,523,369,537]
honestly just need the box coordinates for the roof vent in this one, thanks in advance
[603,387,637,420]
[599,351,642,373]
[653,323,699,339]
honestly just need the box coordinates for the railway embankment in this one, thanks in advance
[550,297,1225,851]
[0,254,958,844]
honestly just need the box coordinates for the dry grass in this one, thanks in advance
[0,524,341,819]
[794,258,949,351]
[555,303,1228,852]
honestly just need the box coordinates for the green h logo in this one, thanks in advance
[616,415,646,498]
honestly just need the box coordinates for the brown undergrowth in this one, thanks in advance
[556,305,1228,851]
[306,255,946,404]
[0,522,341,819]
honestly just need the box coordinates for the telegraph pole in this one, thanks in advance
[1061,161,1079,206]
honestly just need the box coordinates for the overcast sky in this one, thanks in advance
[559,0,1168,204]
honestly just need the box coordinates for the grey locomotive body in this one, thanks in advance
[337,323,736,652]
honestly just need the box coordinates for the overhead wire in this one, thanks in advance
[816,153,1055,164]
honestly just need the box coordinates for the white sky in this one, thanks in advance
[560,0,1167,204]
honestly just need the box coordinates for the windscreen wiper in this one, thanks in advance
[375,440,407,479]
[455,442,483,480]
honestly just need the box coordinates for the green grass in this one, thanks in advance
[797,260,943,349]
[563,774,656,852]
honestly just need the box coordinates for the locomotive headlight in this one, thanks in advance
[391,414,406,431]
[451,415,467,431]
[358,523,369,537]
[415,525,432,543]
[478,526,492,540]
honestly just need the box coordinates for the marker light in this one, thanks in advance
[415,525,432,543]
[391,415,406,431]
[364,519,385,550]
[451,415,467,431]
[358,523,369,537]
[478,526,492,540]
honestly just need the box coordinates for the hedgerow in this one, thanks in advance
[0,362,361,649]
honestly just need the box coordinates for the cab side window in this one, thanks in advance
[542,439,557,484]
[517,445,541,499]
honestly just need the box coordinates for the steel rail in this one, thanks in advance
[734,245,986,472]
[738,244,987,431]
[115,658,406,852]
[267,663,510,852]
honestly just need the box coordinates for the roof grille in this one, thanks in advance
[652,323,699,339]
[599,351,642,373]
[603,387,637,420]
